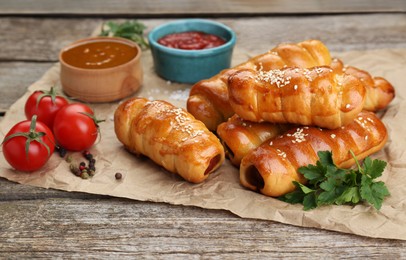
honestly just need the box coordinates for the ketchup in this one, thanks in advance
[158,31,226,50]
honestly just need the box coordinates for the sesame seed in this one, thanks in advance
[148,102,205,143]
[303,68,313,82]
[276,149,287,158]
[331,134,336,139]
[256,69,290,88]
[315,67,324,74]
[366,117,374,123]
[289,127,308,143]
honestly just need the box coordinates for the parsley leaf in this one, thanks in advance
[279,151,390,211]
[100,20,149,50]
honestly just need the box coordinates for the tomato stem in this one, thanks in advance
[2,115,52,158]
[35,86,59,110]
[78,111,105,145]
[79,112,106,127]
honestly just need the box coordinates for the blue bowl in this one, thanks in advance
[148,19,236,84]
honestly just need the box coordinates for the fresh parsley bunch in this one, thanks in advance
[279,151,390,211]
[100,20,149,50]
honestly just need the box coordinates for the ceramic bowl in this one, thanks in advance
[148,19,236,84]
[59,36,143,103]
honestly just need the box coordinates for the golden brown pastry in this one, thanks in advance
[331,58,395,111]
[217,114,291,167]
[240,111,388,197]
[187,39,333,131]
[114,97,225,183]
[228,66,366,129]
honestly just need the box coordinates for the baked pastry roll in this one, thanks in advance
[187,39,332,131]
[330,58,395,111]
[217,114,291,167]
[240,111,388,197]
[114,97,225,183]
[228,66,366,129]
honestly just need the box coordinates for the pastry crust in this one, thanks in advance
[217,115,291,167]
[228,66,366,129]
[187,39,395,131]
[240,111,388,197]
[187,39,332,131]
[114,97,225,183]
[330,58,395,111]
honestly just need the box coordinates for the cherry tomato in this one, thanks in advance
[2,115,55,172]
[24,87,69,129]
[53,103,103,151]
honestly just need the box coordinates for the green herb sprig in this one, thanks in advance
[279,151,390,211]
[100,20,149,50]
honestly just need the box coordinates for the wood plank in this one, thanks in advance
[0,0,405,16]
[0,18,102,61]
[0,197,405,258]
[1,14,406,62]
[0,62,55,113]
[0,178,107,200]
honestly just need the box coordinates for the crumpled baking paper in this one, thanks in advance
[1,44,405,240]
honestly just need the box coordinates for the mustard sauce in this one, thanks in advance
[62,40,138,69]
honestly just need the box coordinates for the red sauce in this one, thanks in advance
[158,31,226,50]
[62,40,138,69]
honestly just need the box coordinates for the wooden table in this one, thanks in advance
[1,1,406,258]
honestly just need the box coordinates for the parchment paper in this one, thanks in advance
[1,44,405,240]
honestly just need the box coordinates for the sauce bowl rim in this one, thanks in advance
[148,18,237,57]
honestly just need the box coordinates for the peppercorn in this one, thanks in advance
[78,162,86,171]
[69,164,81,176]
[83,150,93,160]
[115,172,123,180]
[88,170,95,176]
[81,171,90,179]
[65,155,73,163]
[57,147,67,158]
[67,151,98,179]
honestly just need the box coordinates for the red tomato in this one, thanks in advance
[24,87,69,129]
[2,116,55,172]
[53,103,103,151]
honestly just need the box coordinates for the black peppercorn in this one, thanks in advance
[57,146,67,158]
[115,172,123,180]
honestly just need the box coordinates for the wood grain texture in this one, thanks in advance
[1,196,405,258]
[1,11,406,258]
[0,0,405,16]
[0,62,53,112]
[1,14,406,62]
